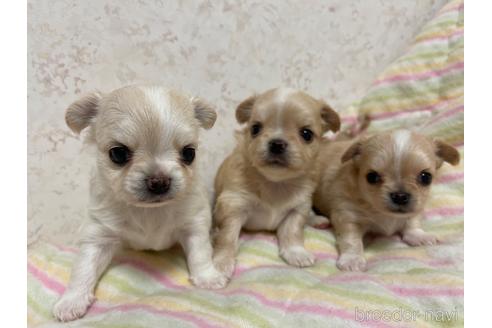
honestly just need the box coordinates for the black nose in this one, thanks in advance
[390,192,411,206]
[146,175,171,195]
[269,139,288,155]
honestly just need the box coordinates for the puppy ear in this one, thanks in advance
[236,95,256,124]
[320,103,341,133]
[341,141,362,163]
[65,92,102,134]
[434,139,460,166]
[191,97,217,130]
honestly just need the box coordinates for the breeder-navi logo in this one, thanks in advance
[355,307,460,323]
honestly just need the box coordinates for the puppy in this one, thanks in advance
[313,129,460,271]
[53,85,227,322]
[213,88,340,279]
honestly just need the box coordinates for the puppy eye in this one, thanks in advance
[181,145,196,165]
[366,171,382,185]
[109,145,131,166]
[300,127,314,143]
[251,122,262,137]
[418,171,432,186]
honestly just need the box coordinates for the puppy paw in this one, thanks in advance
[308,214,331,229]
[403,230,440,246]
[337,253,367,271]
[213,253,236,279]
[190,267,228,289]
[52,290,95,322]
[280,246,316,267]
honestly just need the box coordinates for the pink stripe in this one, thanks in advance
[368,97,461,121]
[240,232,276,243]
[341,115,358,124]
[422,105,463,127]
[28,262,66,294]
[114,258,188,291]
[373,61,463,86]
[370,105,436,120]
[415,29,464,44]
[219,288,395,328]
[452,141,464,147]
[89,303,224,328]
[342,101,454,125]
[53,243,77,252]
[436,172,463,184]
[424,206,463,217]
[368,256,454,268]
[437,2,464,15]
[387,286,463,297]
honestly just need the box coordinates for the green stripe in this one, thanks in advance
[413,37,463,53]
[426,124,464,145]
[361,72,463,106]
[421,19,460,34]
[78,321,153,328]
[306,229,336,244]
[396,37,463,63]
[240,244,282,262]
[27,293,51,320]
[397,50,450,63]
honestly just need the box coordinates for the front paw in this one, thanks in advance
[280,246,316,267]
[337,253,367,271]
[403,230,439,246]
[52,290,95,322]
[190,267,228,289]
[213,252,236,279]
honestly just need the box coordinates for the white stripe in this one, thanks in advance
[392,129,411,176]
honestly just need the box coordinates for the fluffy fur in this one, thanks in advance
[313,129,460,271]
[53,85,226,322]
[213,88,340,279]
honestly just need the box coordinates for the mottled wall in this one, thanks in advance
[28,0,446,246]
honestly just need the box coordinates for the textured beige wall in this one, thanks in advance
[27,0,447,246]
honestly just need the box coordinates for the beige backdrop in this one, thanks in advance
[28,0,447,246]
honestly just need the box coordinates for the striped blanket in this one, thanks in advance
[27,1,464,327]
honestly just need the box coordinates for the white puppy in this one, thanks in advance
[53,85,227,322]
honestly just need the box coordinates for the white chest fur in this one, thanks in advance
[90,202,192,252]
[366,214,409,236]
[243,183,312,231]
[244,200,294,231]
[120,211,178,251]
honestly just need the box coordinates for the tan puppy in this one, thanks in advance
[313,129,460,271]
[213,88,340,279]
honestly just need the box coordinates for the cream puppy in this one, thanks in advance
[313,130,460,271]
[213,88,340,279]
[53,85,227,322]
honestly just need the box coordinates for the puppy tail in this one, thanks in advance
[307,209,331,230]
[335,114,371,141]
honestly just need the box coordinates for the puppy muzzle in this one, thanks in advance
[386,191,414,214]
[264,139,290,167]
